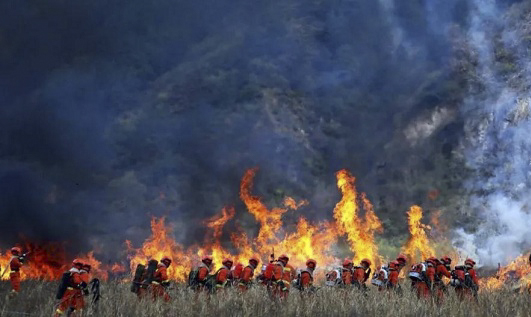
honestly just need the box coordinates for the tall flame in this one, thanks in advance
[240,167,290,248]
[333,169,383,266]
[401,205,435,262]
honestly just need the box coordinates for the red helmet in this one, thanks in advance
[73,258,84,267]
[82,264,92,272]
[465,258,476,267]
[396,254,407,264]
[389,260,399,269]
[202,255,213,263]
[278,254,289,262]
[306,259,317,267]
[343,258,353,267]
[161,256,172,266]
[440,256,451,264]
[249,256,260,265]
[361,258,371,267]
[222,258,233,266]
[11,247,21,255]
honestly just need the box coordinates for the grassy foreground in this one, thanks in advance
[1,281,530,317]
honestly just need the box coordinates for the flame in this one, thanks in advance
[284,197,308,210]
[333,169,383,266]
[240,167,290,247]
[0,243,111,281]
[401,205,435,262]
[111,263,127,274]
[126,217,194,282]
[5,168,461,284]
[481,254,531,291]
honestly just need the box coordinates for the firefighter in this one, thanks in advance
[415,258,435,299]
[272,254,294,298]
[396,254,407,270]
[341,258,354,286]
[229,262,244,286]
[434,256,452,303]
[7,247,24,294]
[55,259,84,317]
[238,256,259,291]
[214,258,233,291]
[191,255,213,292]
[387,261,400,290]
[150,257,171,302]
[298,259,316,292]
[353,259,371,290]
[454,258,479,301]
[76,263,92,312]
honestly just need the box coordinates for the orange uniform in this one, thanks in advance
[238,265,256,291]
[388,268,399,289]
[434,263,451,302]
[455,268,479,300]
[272,260,294,298]
[150,264,170,302]
[197,263,210,282]
[215,265,231,291]
[353,266,370,289]
[342,268,353,285]
[299,269,314,290]
[9,256,22,293]
[55,268,83,316]
[416,263,435,299]
[75,269,91,310]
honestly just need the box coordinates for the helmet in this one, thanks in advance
[11,247,21,255]
[427,257,439,264]
[161,256,172,266]
[396,254,407,264]
[278,254,289,262]
[73,259,84,267]
[202,255,213,263]
[441,256,451,264]
[342,258,353,267]
[306,259,317,267]
[389,260,399,269]
[222,258,233,266]
[83,264,92,272]
[361,258,371,267]
[465,258,476,267]
[249,256,260,265]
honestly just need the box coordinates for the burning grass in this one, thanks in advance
[1,281,531,317]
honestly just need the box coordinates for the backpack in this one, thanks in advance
[56,271,72,300]
[131,264,146,293]
[451,266,474,288]
[263,263,275,280]
[231,263,244,280]
[408,263,427,282]
[371,266,389,287]
[144,259,159,285]
[187,268,200,287]
[294,269,313,291]
[325,268,342,286]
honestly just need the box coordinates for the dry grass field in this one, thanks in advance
[1,281,530,317]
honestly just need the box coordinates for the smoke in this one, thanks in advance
[452,0,531,267]
[3,0,529,263]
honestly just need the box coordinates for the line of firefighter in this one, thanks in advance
[2,245,480,305]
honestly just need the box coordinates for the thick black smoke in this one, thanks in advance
[1,0,510,259]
